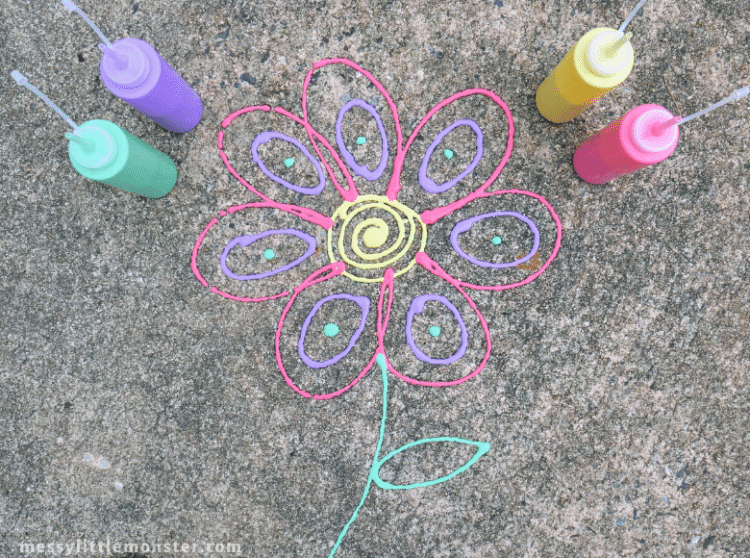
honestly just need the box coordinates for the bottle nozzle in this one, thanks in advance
[619,0,650,33]
[65,131,95,151]
[604,32,633,57]
[61,0,113,48]
[675,85,750,127]
[10,70,79,130]
[652,116,681,135]
[99,43,128,70]
[11,70,28,86]
[731,86,750,101]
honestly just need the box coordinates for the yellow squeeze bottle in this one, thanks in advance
[536,0,649,123]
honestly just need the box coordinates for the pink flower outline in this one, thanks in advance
[192,58,563,399]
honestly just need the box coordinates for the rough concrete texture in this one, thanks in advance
[1,0,749,557]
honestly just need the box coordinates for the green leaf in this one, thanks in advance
[371,437,489,490]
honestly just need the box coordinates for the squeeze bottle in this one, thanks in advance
[12,71,177,198]
[536,0,649,123]
[62,0,203,133]
[573,87,750,184]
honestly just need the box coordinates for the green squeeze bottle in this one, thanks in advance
[11,70,177,198]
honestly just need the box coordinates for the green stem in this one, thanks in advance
[327,354,389,558]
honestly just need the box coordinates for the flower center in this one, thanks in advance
[327,195,427,283]
[361,219,389,248]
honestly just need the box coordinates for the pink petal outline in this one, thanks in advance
[273,107,359,202]
[426,189,563,292]
[191,201,334,302]
[302,59,406,200]
[376,268,395,350]
[381,252,492,388]
[218,105,337,227]
[275,261,379,400]
[390,88,515,221]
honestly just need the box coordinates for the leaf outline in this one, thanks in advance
[371,436,490,490]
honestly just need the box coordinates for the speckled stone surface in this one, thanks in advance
[1,0,749,557]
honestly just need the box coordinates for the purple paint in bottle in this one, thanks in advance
[63,0,202,133]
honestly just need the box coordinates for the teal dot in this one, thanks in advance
[284,157,295,168]
[263,248,275,260]
[356,136,367,145]
[429,326,441,338]
[491,236,502,246]
[444,149,454,159]
[323,323,339,338]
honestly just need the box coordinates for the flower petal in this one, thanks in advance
[219,105,348,221]
[276,262,381,399]
[302,59,405,198]
[192,203,328,302]
[391,89,514,220]
[421,190,563,291]
[379,260,491,387]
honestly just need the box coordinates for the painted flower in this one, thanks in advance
[192,58,562,399]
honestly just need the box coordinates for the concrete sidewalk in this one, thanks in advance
[1,0,748,556]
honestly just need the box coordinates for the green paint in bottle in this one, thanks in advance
[12,70,176,198]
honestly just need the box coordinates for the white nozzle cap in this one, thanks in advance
[587,30,633,77]
[631,109,679,153]
[99,42,150,88]
[67,125,117,169]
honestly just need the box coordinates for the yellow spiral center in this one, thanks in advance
[360,219,389,248]
[327,195,427,283]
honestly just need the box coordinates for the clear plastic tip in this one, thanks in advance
[10,70,79,130]
[61,0,112,48]
[678,86,750,126]
[619,0,650,33]
[11,70,28,86]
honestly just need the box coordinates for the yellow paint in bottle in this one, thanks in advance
[536,28,634,123]
[535,0,650,123]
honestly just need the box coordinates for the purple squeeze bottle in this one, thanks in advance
[62,0,202,133]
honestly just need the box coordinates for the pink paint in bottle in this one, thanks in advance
[574,104,679,184]
[574,87,750,184]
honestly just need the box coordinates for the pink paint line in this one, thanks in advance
[377,252,492,388]
[443,189,563,292]
[191,203,329,301]
[275,261,383,400]
[211,286,289,303]
[191,217,219,287]
[391,88,514,202]
[221,105,271,128]
[273,107,358,202]
[376,268,395,347]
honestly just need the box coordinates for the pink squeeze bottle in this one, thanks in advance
[574,87,750,184]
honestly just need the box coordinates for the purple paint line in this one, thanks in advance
[251,131,326,195]
[335,99,389,181]
[450,211,540,268]
[298,293,370,369]
[419,119,484,194]
[220,229,316,280]
[405,294,468,365]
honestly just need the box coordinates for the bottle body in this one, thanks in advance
[100,37,202,133]
[536,28,634,123]
[573,104,679,184]
[68,119,177,197]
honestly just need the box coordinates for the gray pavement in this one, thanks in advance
[1,0,749,557]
